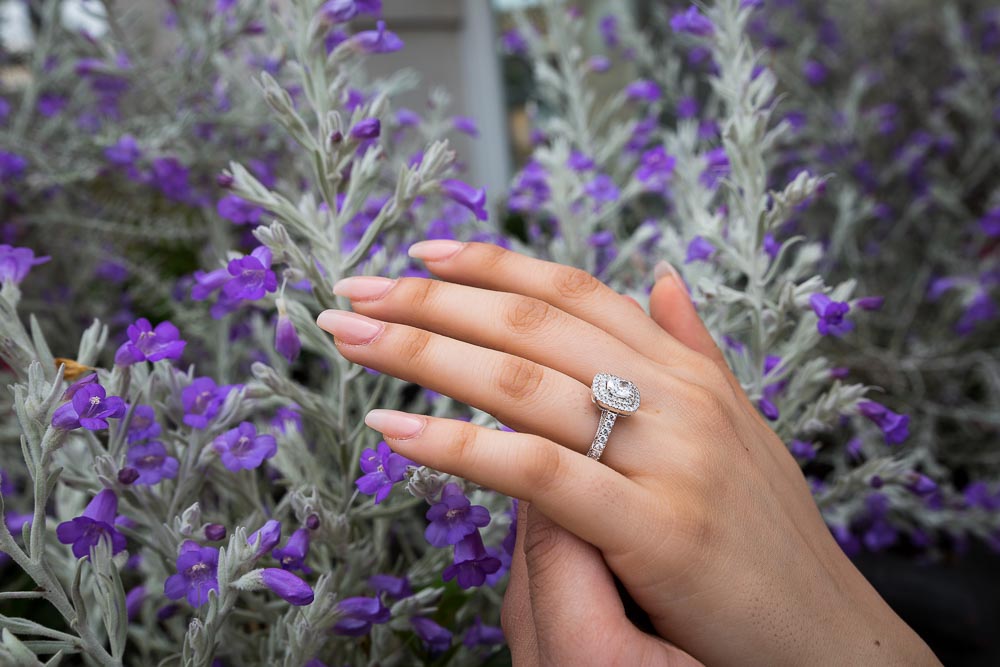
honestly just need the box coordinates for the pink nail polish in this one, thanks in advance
[315,310,384,345]
[408,240,464,262]
[365,409,426,439]
[332,276,396,301]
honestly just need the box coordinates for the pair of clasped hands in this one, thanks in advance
[316,240,941,666]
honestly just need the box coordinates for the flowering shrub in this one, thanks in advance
[0,0,997,664]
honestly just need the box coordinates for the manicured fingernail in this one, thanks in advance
[365,409,426,439]
[333,276,396,301]
[316,310,384,345]
[653,260,678,281]
[408,240,464,262]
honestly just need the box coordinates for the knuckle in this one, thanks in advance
[496,356,545,402]
[683,382,734,436]
[522,514,563,573]
[522,442,563,498]
[398,328,433,366]
[397,277,437,311]
[553,266,600,300]
[504,297,554,336]
[444,422,479,470]
[473,242,509,272]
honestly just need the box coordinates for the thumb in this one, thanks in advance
[523,503,630,664]
[648,260,727,367]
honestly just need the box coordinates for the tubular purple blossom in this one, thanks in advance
[273,528,311,572]
[809,293,854,337]
[125,441,179,485]
[625,79,662,102]
[685,235,715,264]
[127,404,161,443]
[56,490,128,559]
[440,178,488,221]
[410,616,452,655]
[223,246,279,301]
[858,401,910,445]
[0,245,50,285]
[670,6,714,37]
[442,530,500,589]
[52,384,126,431]
[356,441,416,503]
[352,20,404,53]
[332,596,391,636]
[181,377,233,429]
[248,519,282,556]
[349,117,381,140]
[367,573,413,599]
[260,568,315,605]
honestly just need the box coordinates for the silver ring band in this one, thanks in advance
[587,373,641,462]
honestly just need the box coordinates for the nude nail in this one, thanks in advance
[408,240,464,262]
[333,276,396,301]
[365,409,426,439]
[315,310,384,345]
[654,260,689,293]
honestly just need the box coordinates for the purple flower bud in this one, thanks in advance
[599,15,618,47]
[452,115,478,137]
[306,514,320,530]
[906,473,937,496]
[809,293,854,337]
[869,475,884,489]
[803,60,828,86]
[584,174,620,203]
[789,440,816,460]
[349,117,381,140]
[670,6,714,37]
[260,568,314,605]
[216,172,235,188]
[588,55,611,72]
[367,573,413,599]
[858,401,909,445]
[118,467,140,485]
[855,296,884,311]
[463,615,505,648]
[685,235,715,264]
[204,524,227,541]
[217,194,264,226]
[125,586,146,620]
[248,519,282,556]
[273,528,311,572]
[758,398,779,421]
[411,616,452,654]
[332,596,391,636]
[625,79,661,102]
[275,307,302,364]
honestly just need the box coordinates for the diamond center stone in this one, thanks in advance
[607,377,632,399]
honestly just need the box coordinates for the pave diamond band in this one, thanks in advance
[587,373,640,461]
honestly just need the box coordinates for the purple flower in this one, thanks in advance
[956,291,997,334]
[217,194,264,225]
[272,528,311,572]
[259,568,314,605]
[114,318,187,366]
[980,207,1000,237]
[855,296,884,311]
[677,96,699,118]
[758,398,779,421]
[625,79,661,102]
[567,150,595,172]
[38,93,67,117]
[352,20,404,53]
[356,441,415,504]
[809,293,854,337]
[700,147,730,188]
[181,377,232,428]
[440,179,488,221]
[501,28,527,55]
[126,405,161,443]
[125,586,146,620]
[452,115,479,137]
[584,174,619,203]
[509,161,550,213]
[125,441,179,486]
[803,60,828,86]
[164,540,220,607]
[248,519,282,556]
[463,615,505,648]
[52,384,126,431]
[425,483,491,547]
[349,117,381,140]
[588,55,611,72]
[411,616,452,655]
[636,146,676,189]
[275,309,301,363]
[0,151,28,182]
[151,157,191,202]
[332,596,391,636]
[789,440,816,461]
[685,235,715,264]
[0,245,50,285]
[906,473,937,496]
[858,401,910,445]
[321,0,381,23]
[56,490,128,559]
[964,482,1000,510]
[213,422,277,472]
[105,135,141,166]
[670,6,714,37]
[204,524,226,541]
[368,573,413,600]
[830,524,861,558]
[442,530,501,589]
[223,246,278,301]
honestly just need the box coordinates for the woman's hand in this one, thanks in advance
[502,499,703,666]
[317,240,940,666]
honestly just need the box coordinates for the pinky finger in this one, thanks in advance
[364,409,648,552]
